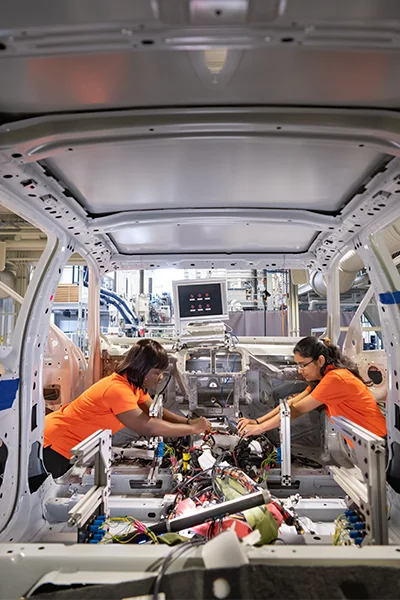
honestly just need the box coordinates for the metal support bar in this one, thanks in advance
[287,274,300,337]
[86,265,101,387]
[343,286,375,359]
[325,255,342,345]
[149,393,164,418]
[147,436,162,486]
[279,399,291,487]
[88,208,340,233]
[330,416,387,545]
[67,487,104,528]
[5,108,400,160]
[147,393,164,485]
[68,429,111,528]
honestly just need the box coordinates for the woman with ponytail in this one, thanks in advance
[238,336,386,440]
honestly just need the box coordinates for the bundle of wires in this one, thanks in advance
[214,463,260,495]
[103,516,159,544]
[163,443,179,473]
[333,514,352,546]
[291,454,323,469]
[258,449,278,482]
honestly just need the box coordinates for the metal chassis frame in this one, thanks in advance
[0,164,102,542]
[279,399,291,487]
[2,1,400,57]
[0,85,400,546]
[343,286,375,358]
[319,190,400,522]
[330,416,388,545]
[0,108,400,271]
[175,345,249,418]
[3,11,400,56]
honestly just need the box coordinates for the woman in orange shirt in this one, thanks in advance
[238,336,386,440]
[44,338,210,477]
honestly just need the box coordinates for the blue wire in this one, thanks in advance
[227,331,239,346]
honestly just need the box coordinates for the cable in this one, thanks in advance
[156,373,172,397]
[152,540,205,600]
[291,455,322,469]
[169,466,214,495]
[105,516,159,545]
[226,330,240,346]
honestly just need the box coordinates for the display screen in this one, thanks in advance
[177,282,224,319]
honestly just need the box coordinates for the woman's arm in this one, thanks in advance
[238,388,309,432]
[258,388,310,423]
[243,394,323,437]
[116,407,208,437]
[140,399,211,430]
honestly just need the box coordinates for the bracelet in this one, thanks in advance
[255,419,259,424]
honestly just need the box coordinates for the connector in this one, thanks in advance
[349,530,362,539]
[157,442,165,458]
[349,515,360,523]
[353,536,364,546]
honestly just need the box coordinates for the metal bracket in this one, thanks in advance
[68,429,111,528]
[147,393,165,485]
[149,393,164,418]
[279,398,291,487]
[147,440,161,487]
[330,416,388,545]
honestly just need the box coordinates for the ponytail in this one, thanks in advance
[293,336,369,387]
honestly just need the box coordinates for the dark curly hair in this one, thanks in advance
[293,336,367,389]
[115,338,169,389]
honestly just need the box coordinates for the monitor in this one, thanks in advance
[172,278,229,328]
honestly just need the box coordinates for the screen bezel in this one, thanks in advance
[172,278,229,326]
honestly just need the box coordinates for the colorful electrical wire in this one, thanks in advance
[102,516,159,545]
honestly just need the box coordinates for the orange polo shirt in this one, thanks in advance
[309,368,387,438]
[44,373,150,458]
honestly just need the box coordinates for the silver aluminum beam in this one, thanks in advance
[87,209,340,234]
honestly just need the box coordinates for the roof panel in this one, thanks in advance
[46,138,383,214]
[1,47,400,115]
[111,222,315,254]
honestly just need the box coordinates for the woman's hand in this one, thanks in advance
[190,417,212,433]
[191,417,211,435]
[242,423,265,438]
[237,418,256,434]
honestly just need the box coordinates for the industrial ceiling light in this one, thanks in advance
[190,47,243,88]
[204,47,228,74]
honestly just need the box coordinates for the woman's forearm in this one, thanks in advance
[162,408,188,425]
[117,407,194,437]
[258,389,308,424]
[258,406,280,423]
[259,404,304,433]
[260,413,281,432]
[145,417,194,437]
